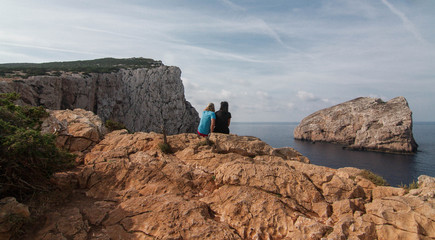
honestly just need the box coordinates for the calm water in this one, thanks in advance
[231,122,435,186]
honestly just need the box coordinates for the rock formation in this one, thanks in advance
[0,197,30,240]
[294,97,418,153]
[5,109,433,240]
[41,108,108,163]
[0,66,199,134]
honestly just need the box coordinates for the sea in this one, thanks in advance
[230,122,435,187]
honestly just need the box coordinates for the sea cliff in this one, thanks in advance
[0,62,199,134]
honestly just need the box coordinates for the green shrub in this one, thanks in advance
[0,92,75,201]
[0,57,164,78]
[197,138,214,147]
[358,169,388,186]
[105,119,127,132]
[158,142,173,154]
[398,180,419,192]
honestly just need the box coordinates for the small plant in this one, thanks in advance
[158,142,172,154]
[358,169,388,186]
[197,138,214,147]
[398,180,419,192]
[105,119,127,132]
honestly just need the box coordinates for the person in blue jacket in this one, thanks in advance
[197,103,216,137]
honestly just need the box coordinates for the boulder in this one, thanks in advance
[41,109,107,159]
[0,197,30,240]
[294,97,418,153]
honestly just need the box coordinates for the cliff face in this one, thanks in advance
[0,66,199,134]
[294,97,418,153]
[5,109,433,240]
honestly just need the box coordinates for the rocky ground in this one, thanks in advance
[2,109,434,240]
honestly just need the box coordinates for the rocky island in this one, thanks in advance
[2,109,434,240]
[0,58,199,134]
[294,97,418,154]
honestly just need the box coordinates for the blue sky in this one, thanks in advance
[1,0,434,122]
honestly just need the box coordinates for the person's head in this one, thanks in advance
[204,103,215,112]
[220,101,229,112]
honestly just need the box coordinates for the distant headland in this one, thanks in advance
[0,57,199,134]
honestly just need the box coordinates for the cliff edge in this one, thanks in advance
[0,59,199,134]
[3,109,433,240]
[294,97,418,153]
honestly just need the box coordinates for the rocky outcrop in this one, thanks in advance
[41,108,108,163]
[0,66,199,134]
[12,109,433,240]
[0,197,30,240]
[294,97,418,153]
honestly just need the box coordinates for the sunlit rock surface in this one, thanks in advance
[294,97,418,153]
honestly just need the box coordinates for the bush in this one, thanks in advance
[158,142,173,154]
[358,169,389,186]
[105,119,127,132]
[398,180,419,192]
[0,92,75,201]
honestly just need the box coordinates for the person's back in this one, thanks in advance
[214,101,231,134]
[197,103,216,137]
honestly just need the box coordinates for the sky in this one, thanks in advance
[1,0,434,122]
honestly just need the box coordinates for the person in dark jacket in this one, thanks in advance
[214,101,231,134]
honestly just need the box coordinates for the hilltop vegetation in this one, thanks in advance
[0,57,163,78]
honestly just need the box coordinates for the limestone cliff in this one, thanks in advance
[4,109,433,240]
[294,97,418,153]
[0,66,199,134]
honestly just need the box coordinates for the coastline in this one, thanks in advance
[231,121,435,186]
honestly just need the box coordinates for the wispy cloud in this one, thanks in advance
[1,0,434,121]
[297,91,317,102]
[220,0,245,12]
[381,0,426,43]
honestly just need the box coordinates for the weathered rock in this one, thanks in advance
[294,97,418,153]
[0,197,30,240]
[202,185,331,239]
[41,109,107,154]
[0,66,199,134]
[372,186,406,199]
[15,110,435,240]
[35,207,89,240]
[103,194,241,240]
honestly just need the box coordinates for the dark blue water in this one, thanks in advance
[231,122,435,186]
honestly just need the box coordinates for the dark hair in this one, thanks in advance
[219,101,229,112]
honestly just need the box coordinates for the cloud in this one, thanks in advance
[380,0,426,43]
[220,0,245,12]
[297,91,319,102]
[1,0,434,121]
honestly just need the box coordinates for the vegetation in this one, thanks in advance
[0,92,75,201]
[158,142,173,154]
[358,169,389,186]
[0,57,163,78]
[158,125,173,154]
[399,180,419,193]
[105,119,128,132]
[197,138,214,147]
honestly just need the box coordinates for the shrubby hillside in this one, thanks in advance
[0,93,74,201]
[0,57,163,78]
